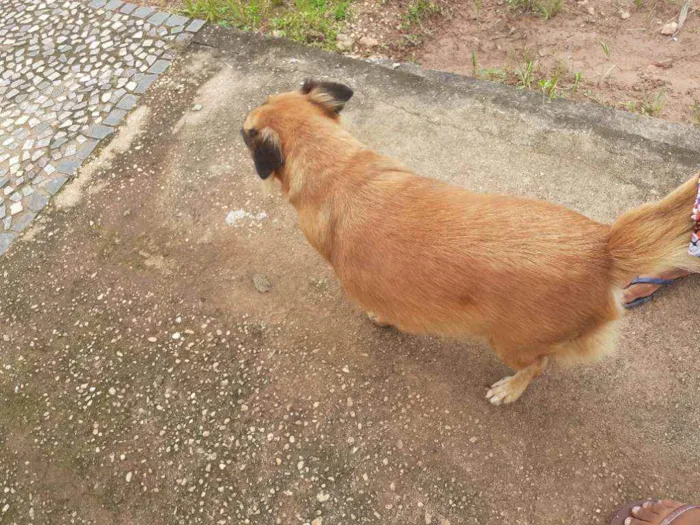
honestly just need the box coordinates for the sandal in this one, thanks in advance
[610,500,651,525]
[623,276,684,309]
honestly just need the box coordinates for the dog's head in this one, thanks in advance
[241,80,354,180]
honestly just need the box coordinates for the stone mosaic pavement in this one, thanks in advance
[0,0,205,255]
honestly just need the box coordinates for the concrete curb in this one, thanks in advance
[194,25,700,169]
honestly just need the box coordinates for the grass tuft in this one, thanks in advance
[691,101,700,125]
[624,90,666,117]
[181,0,350,48]
[405,0,443,25]
[507,0,562,19]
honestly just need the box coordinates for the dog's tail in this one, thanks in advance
[608,172,700,284]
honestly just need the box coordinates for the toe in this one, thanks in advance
[643,500,665,517]
[659,500,683,509]
[624,518,651,525]
[486,388,505,405]
[631,505,657,522]
[491,376,512,388]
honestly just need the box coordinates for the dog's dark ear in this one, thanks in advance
[252,128,283,180]
[301,79,354,113]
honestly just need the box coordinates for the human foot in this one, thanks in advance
[610,499,700,525]
[623,269,690,309]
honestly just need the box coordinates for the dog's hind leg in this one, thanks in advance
[486,353,549,406]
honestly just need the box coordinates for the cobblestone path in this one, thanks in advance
[0,0,205,255]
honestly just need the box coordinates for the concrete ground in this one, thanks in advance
[1,25,700,525]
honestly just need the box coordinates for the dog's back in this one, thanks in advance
[329,158,617,353]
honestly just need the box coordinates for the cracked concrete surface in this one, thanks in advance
[0,25,699,525]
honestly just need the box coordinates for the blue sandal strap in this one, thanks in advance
[627,276,679,287]
[624,295,655,309]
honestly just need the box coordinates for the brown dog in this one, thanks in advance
[241,80,700,405]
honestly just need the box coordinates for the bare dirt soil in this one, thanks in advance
[354,0,700,124]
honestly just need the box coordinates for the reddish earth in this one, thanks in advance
[375,0,700,124]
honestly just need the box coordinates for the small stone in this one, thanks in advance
[147,11,170,25]
[358,36,379,48]
[0,233,17,256]
[133,6,155,18]
[148,59,170,74]
[85,124,115,139]
[41,175,68,195]
[126,472,132,482]
[306,30,325,42]
[311,519,323,525]
[253,274,272,293]
[56,158,81,174]
[316,492,330,503]
[587,6,595,15]
[134,74,158,94]
[336,33,355,51]
[165,14,189,27]
[104,109,127,127]
[191,104,203,111]
[186,19,206,32]
[117,94,138,110]
[26,192,49,212]
[660,21,677,35]
[12,212,37,233]
[172,332,181,340]
[620,10,630,19]
[9,202,23,215]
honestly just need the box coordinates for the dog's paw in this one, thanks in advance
[486,375,527,406]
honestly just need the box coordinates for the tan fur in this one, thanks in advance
[242,85,700,404]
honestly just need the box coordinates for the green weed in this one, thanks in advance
[535,0,562,19]
[599,41,611,58]
[639,90,665,116]
[571,71,582,93]
[507,0,562,19]
[515,59,535,89]
[406,0,442,25]
[479,68,507,81]
[538,76,558,100]
[692,101,700,125]
[181,0,351,48]
[472,0,483,23]
[624,91,666,117]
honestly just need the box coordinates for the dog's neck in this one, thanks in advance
[279,124,364,206]
[277,123,366,260]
